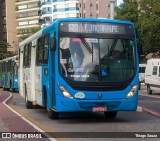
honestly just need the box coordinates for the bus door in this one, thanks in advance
[30,40,36,104]
[35,37,43,106]
[41,34,50,107]
[49,32,56,109]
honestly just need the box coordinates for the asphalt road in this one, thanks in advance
[4,86,160,141]
[138,84,160,117]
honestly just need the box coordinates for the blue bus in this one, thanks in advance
[19,18,139,119]
[0,55,19,92]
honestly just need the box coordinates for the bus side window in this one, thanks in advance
[23,43,31,68]
[43,34,49,64]
[36,37,43,66]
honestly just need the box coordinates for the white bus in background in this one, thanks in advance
[145,59,160,94]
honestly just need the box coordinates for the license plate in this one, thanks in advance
[92,106,107,112]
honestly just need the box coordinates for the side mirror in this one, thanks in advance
[50,37,56,51]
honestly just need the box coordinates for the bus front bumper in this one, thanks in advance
[55,95,138,112]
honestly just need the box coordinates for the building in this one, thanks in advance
[1,0,118,53]
[0,0,7,41]
[0,0,17,53]
[15,0,41,39]
[79,0,116,18]
[40,0,79,28]
[41,0,117,27]
[6,0,18,52]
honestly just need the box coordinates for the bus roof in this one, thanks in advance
[50,18,134,26]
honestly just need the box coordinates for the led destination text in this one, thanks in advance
[60,22,126,34]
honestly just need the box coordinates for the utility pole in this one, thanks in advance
[110,0,116,19]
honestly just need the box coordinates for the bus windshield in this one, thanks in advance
[59,37,136,82]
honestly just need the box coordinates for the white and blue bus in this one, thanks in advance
[19,18,139,119]
[0,55,19,92]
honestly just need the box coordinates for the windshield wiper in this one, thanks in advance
[78,34,92,54]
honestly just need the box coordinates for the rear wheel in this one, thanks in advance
[104,111,117,119]
[25,85,33,109]
[10,88,15,92]
[10,80,15,92]
[147,84,152,95]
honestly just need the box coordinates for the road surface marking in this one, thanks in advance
[139,94,160,99]
[3,92,57,141]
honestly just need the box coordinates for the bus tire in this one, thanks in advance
[11,88,15,92]
[139,81,141,90]
[45,94,59,119]
[147,84,152,95]
[48,109,59,119]
[25,85,33,109]
[104,111,117,119]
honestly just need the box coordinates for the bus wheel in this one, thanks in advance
[25,87,33,109]
[147,85,152,95]
[46,97,59,119]
[139,81,141,90]
[104,111,117,119]
[47,108,59,119]
[11,88,15,92]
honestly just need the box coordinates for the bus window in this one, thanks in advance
[36,37,43,66]
[23,43,31,68]
[43,34,49,64]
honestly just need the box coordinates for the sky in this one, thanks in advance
[117,0,123,6]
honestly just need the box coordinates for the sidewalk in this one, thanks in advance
[0,89,51,140]
[138,84,160,118]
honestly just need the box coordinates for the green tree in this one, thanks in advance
[0,41,16,60]
[18,26,41,42]
[0,40,8,60]
[138,0,160,54]
[115,0,160,56]
[115,0,138,23]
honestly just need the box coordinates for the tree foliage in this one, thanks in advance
[115,0,138,23]
[18,26,41,42]
[0,40,8,60]
[115,0,160,56]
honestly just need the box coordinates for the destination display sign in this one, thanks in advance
[59,22,130,34]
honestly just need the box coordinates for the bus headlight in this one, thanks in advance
[58,84,73,99]
[126,85,138,98]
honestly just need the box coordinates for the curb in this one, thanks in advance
[137,106,160,118]
[142,107,160,118]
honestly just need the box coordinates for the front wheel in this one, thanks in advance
[46,96,59,119]
[47,108,59,119]
[147,84,152,95]
[104,111,117,119]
